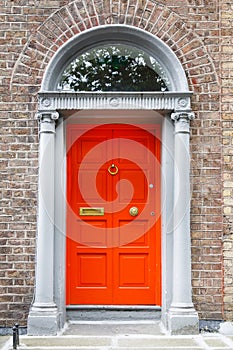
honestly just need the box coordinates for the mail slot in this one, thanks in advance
[79,207,104,216]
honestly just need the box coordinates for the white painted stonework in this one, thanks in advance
[38,92,192,111]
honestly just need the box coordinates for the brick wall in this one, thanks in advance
[221,0,233,322]
[0,0,231,327]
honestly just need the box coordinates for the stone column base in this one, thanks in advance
[27,306,59,336]
[168,307,199,335]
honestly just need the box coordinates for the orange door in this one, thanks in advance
[66,124,161,305]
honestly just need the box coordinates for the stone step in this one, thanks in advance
[15,335,203,350]
[18,336,111,349]
[62,320,163,336]
[15,321,165,349]
[7,333,233,350]
[6,322,233,350]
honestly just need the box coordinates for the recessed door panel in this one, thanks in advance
[78,170,107,202]
[66,124,161,305]
[117,220,149,247]
[117,139,150,165]
[118,254,149,286]
[118,170,148,202]
[78,137,109,163]
[78,220,108,246]
[78,253,108,286]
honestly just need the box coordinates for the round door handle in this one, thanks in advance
[129,206,139,217]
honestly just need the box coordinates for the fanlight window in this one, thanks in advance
[58,44,170,92]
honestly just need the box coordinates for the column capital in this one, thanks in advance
[35,111,59,134]
[171,110,195,121]
[171,110,195,134]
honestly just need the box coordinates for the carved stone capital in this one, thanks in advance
[36,111,59,134]
[35,111,59,121]
[171,111,195,134]
[171,111,195,122]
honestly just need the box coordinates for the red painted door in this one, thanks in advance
[66,124,161,305]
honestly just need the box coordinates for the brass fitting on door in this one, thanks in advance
[129,206,139,216]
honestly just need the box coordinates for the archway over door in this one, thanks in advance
[41,25,189,92]
[27,25,198,336]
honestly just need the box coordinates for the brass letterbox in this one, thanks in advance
[79,207,104,216]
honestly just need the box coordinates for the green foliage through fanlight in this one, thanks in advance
[58,45,169,92]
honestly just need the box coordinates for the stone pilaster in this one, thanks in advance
[168,111,199,335]
[27,111,59,336]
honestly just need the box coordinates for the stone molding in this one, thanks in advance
[38,92,192,112]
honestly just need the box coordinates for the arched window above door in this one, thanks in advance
[42,26,189,92]
[57,44,170,92]
[39,26,192,112]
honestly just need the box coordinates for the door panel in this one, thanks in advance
[78,253,108,286]
[118,170,147,202]
[118,254,149,286]
[66,124,161,305]
[78,220,108,246]
[71,249,113,304]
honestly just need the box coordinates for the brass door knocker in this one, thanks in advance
[108,164,118,175]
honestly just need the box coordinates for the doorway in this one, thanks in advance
[28,24,196,335]
[66,123,161,305]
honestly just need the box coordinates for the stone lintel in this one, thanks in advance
[38,91,192,111]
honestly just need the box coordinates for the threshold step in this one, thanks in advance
[63,320,163,336]
[66,305,161,321]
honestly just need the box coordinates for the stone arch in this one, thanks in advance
[41,25,188,92]
[10,0,218,94]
